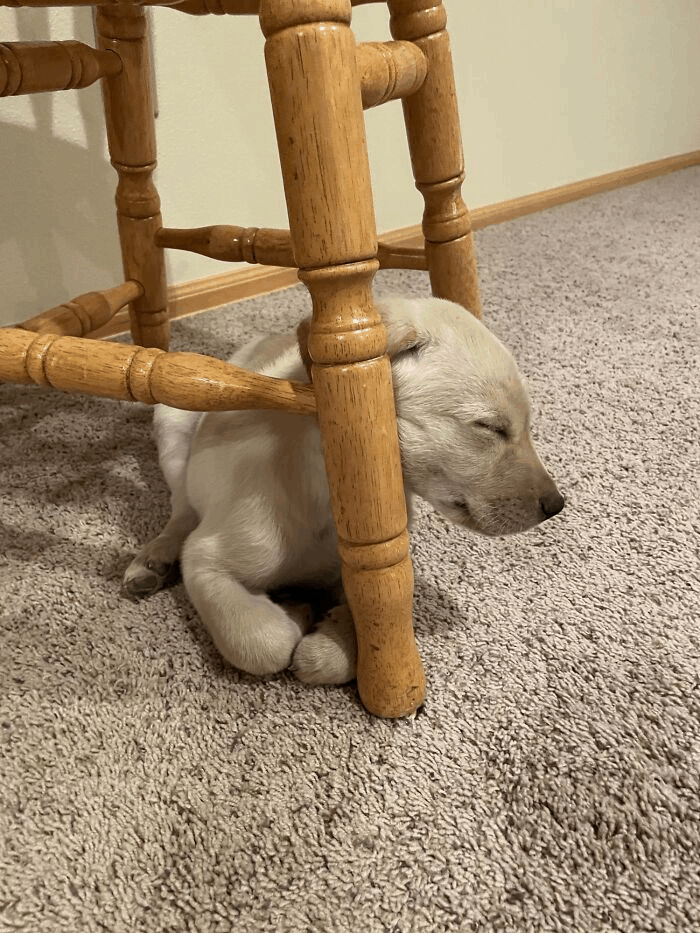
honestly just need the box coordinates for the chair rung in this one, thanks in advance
[170,0,385,15]
[0,0,190,6]
[0,328,317,416]
[0,21,424,111]
[0,40,122,97]
[170,0,261,14]
[14,282,143,338]
[157,224,428,271]
[357,41,428,109]
[377,242,428,271]
[157,226,296,266]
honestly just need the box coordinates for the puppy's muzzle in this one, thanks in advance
[539,489,566,520]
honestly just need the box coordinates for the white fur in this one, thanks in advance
[123,297,564,683]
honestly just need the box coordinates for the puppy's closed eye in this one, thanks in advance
[473,419,510,440]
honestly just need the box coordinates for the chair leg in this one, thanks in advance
[260,0,425,718]
[389,0,481,316]
[96,5,169,349]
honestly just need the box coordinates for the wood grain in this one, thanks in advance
[17,282,142,337]
[170,0,385,12]
[357,40,427,109]
[97,5,169,350]
[262,0,425,717]
[157,225,297,266]
[0,39,121,95]
[389,0,481,315]
[0,326,316,415]
[155,223,428,272]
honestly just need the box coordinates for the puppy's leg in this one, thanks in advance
[122,507,198,597]
[181,529,312,676]
[292,604,357,685]
[123,407,200,597]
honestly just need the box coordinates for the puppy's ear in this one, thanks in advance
[296,310,424,378]
[378,300,430,359]
[387,323,423,359]
[296,317,313,382]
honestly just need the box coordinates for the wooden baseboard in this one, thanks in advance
[469,149,700,231]
[96,149,699,339]
[92,265,301,340]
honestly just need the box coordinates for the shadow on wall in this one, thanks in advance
[2,6,123,323]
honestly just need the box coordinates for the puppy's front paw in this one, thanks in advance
[291,604,357,685]
[122,555,179,598]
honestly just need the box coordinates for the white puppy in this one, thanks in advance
[124,296,564,684]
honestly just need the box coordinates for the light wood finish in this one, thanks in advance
[0,0,207,6]
[16,281,143,337]
[262,0,425,718]
[157,225,297,266]
[96,5,169,350]
[0,326,316,415]
[357,40,427,109]
[92,230,429,340]
[170,0,384,14]
[388,0,481,315]
[261,2,377,267]
[0,0,382,7]
[377,238,427,270]
[0,40,122,95]
[157,223,429,272]
[171,0,263,13]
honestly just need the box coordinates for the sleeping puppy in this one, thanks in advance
[123,296,565,684]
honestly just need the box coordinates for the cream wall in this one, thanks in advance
[2,1,699,326]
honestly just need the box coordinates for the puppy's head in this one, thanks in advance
[380,297,565,536]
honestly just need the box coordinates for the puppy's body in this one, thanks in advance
[124,297,564,683]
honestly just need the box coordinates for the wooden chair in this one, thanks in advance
[0,0,481,718]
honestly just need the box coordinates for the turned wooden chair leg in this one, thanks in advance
[261,0,425,718]
[389,0,481,316]
[96,5,170,349]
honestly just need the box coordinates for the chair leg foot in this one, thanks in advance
[342,547,425,718]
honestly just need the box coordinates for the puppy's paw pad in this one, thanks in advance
[122,558,179,598]
[291,605,356,686]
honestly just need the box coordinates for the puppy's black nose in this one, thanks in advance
[540,490,566,519]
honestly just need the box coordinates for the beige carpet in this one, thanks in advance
[1,168,699,932]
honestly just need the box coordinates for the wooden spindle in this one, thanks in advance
[388,0,481,315]
[0,40,122,96]
[261,0,425,718]
[168,0,385,14]
[356,40,427,109]
[0,0,188,7]
[16,282,143,337]
[156,225,296,266]
[157,224,427,271]
[170,0,261,13]
[0,328,316,416]
[96,5,170,350]
[377,240,427,270]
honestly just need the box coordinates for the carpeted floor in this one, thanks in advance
[1,167,699,932]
